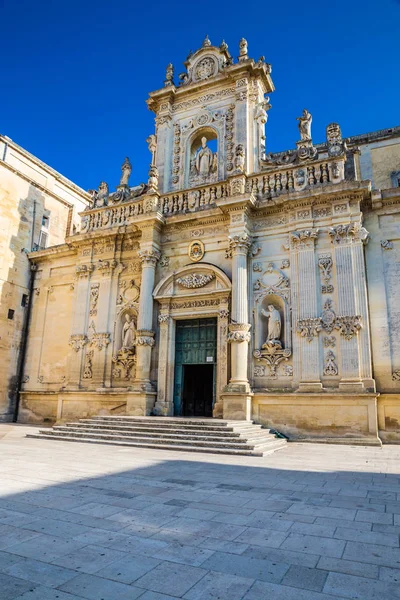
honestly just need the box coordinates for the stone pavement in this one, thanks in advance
[0,424,400,600]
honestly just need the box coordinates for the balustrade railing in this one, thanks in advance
[79,157,345,232]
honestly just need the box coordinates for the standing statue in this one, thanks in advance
[164,63,174,86]
[297,109,312,141]
[195,137,214,177]
[122,314,135,348]
[95,181,109,207]
[146,135,157,165]
[238,38,248,60]
[261,305,281,343]
[119,157,132,186]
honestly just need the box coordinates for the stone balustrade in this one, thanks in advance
[79,157,345,232]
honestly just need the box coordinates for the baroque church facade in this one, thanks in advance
[17,37,400,444]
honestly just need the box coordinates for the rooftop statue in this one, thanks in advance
[119,157,132,187]
[297,109,312,141]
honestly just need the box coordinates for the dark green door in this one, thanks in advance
[173,318,217,416]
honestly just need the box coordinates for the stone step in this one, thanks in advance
[36,429,268,450]
[89,416,233,426]
[75,419,238,432]
[62,422,268,438]
[53,426,248,443]
[26,433,287,456]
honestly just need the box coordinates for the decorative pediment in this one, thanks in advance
[154,264,231,300]
[178,37,233,87]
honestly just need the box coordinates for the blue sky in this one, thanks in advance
[2,0,399,192]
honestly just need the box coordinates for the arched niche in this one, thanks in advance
[254,290,291,353]
[114,305,138,354]
[185,126,219,188]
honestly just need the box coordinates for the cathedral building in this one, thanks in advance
[8,36,400,444]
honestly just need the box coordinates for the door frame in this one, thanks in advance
[154,264,231,418]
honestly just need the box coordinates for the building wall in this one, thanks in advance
[0,135,89,420]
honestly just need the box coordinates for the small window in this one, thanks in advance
[21,294,28,307]
[8,309,14,320]
[42,215,50,228]
[38,230,48,250]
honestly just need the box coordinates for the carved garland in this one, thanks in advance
[176,273,215,288]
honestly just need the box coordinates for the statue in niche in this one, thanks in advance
[119,158,132,186]
[122,314,136,349]
[297,109,312,141]
[261,305,282,346]
[194,136,217,179]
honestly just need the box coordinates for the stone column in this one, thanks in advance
[330,224,374,391]
[290,230,323,392]
[153,306,173,416]
[222,232,252,421]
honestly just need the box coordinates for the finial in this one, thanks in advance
[202,35,211,47]
[220,40,228,52]
[164,63,174,87]
[146,135,157,166]
[238,38,248,61]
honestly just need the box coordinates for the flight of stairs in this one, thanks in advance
[26,416,287,457]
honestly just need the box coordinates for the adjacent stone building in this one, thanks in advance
[0,135,89,420]
[11,37,400,443]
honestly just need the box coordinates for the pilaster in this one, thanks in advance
[290,229,323,391]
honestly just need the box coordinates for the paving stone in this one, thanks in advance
[343,541,400,568]
[134,561,208,596]
[243,544,320,567]
[108,533,169,556]
[314,516,372,531]
[21,517,92,539]
[355,510,393,524]
[379,566,400,583]
[178,507,219,521]
[51,544,128,574]
[323,571,400,599]
[290,522,337,537]
[200,550,289,583]
[334,526,399,547]
[0,550,25,571]
[152,542,214,566]
[282,564,328,592]
[317,556,379,579]
[95,554,161,584]
[235,527,288,548]
[242,579,340,600]
[0,525,40,551]
[3,557,78,588]
[281,533,345,558]
[0,572,36,599]
[6,534,87,562]
[198,538,249,555]
[183,570,254,599]
[287,504,357,521]
[138,593,180,600]
[13,587,83,599]
[59,573,144,599]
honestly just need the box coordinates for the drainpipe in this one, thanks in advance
[13,198,37,422]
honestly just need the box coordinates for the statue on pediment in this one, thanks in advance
[297,109,312,141]
[119,157,132,187]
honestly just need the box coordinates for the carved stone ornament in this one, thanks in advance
[176,273,215,289]
[381,240,393,250]
[89,332,111,351]
[297,318,322,342]
[318,255,333,285]
[392,370,400,381]
[158,314,169,324]
[326,123,346,158]
[188,239,205,262]
[83,350,94,379]
[69,334,88,352]
[283,365,293,377]
[324,350,338,376]
[227,323,251,343]
[329,223,369,245]
[219,308,229,319]
[76,264,95,278]
[323,335,336,348]
[321,298,336,333]
[194,56,216,80]
[112,347,136,380]
[97,260,117,277]
[335,315,362,340]
[253,342,291,379]
[135,330,155,347]
[159,255,170,268]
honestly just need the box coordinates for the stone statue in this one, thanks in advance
[234,144,245,172]
[239,38,248,60]
[122,314,135,348]
[297,109,312,141]
[195,137,214,177]
[146,135,157,165]
[147,165,159,193]
[261,305,281,342]
[164,63,174,87]
[95,182,109,207]
[119,157,132,187]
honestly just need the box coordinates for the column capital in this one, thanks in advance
[227,232,253,257]
[138,248,161,266]
[290,229,319,251]
[329,223,369,246]
[227,323,251,343]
